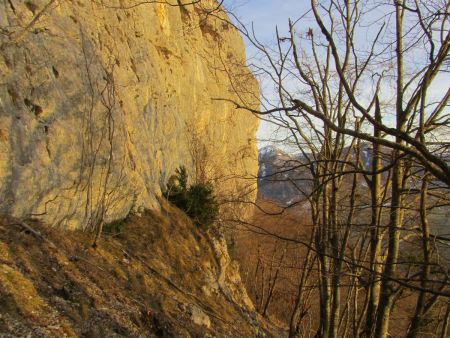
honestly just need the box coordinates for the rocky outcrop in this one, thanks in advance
[208,230,255,311]
[0,0,259,228]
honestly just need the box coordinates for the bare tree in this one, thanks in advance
[213,0,450,337]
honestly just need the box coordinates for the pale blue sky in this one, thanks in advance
[223,1,313,147]
[221,1,450,148]
[224,1,310,42]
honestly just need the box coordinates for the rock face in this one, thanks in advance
[0,0,259,228]
[208,231,255,311]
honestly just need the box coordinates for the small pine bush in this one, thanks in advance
[103,219,125,234]
[165,166,219,227]
[185,183,219,227]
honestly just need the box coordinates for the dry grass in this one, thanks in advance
[0,201,281,337]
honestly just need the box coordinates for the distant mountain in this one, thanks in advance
[258,144,450,205]
[257,144,385,205]
[257,146,311,205]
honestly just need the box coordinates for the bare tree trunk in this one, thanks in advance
[406,176,430,338]
[290,201,319,337]
[262,246,286,317]
[318,157,332,338]
[365,97,383,337]
[375,4,406,337]
[289,239,314,337]
[92,68,116,248]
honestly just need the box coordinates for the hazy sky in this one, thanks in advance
[224,1,310,40]
[221,1,449,148]
[222,1,313,147]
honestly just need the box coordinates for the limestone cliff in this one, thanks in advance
[0,0,259,228]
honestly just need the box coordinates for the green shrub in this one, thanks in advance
[165,166,219,227]
[103,219,125,234]
[185,183,219,227]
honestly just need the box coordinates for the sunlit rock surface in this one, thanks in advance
[0,0,259,228]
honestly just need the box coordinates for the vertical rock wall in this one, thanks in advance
[0,0,259,228]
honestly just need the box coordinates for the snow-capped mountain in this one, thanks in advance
[258,146,312,205]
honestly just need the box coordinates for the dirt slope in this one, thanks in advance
[0,202,281,337]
